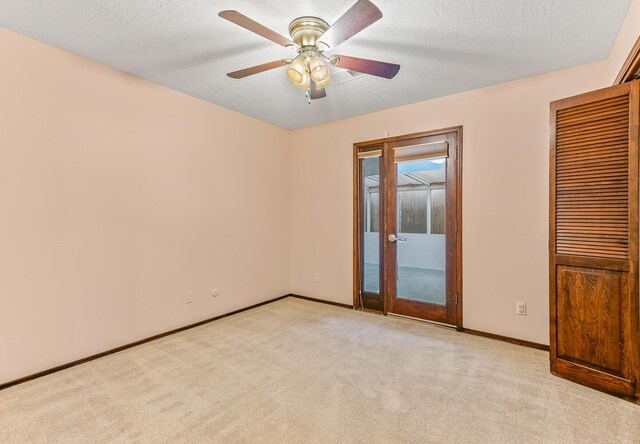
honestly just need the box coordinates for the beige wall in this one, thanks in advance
[288,0,640,345]
[289,62,607,345]
[0,29,290,384]
[604,0,640,83]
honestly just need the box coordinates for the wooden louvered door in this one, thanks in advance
[550,81,639,400]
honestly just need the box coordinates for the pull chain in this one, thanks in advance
[306,61,311,104]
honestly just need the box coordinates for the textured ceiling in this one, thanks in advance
[0,0,632,129]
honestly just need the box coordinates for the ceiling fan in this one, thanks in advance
[219,0,400,104]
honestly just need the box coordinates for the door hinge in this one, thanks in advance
[454,221,458,233]
[456,292,459,305]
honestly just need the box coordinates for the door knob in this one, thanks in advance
[388,234,408,243]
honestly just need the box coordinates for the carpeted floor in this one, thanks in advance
[1,297,639,443]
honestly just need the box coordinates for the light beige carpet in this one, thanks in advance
[1,297,639,443]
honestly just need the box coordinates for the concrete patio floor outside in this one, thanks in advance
[364,263,445,305]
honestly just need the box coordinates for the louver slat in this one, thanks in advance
[555,96,630,260]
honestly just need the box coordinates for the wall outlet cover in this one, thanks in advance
[516,301,526,316]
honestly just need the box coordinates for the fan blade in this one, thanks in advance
[318,0,382,49]
[333,55,400,79]
[227,60,287,79]
[219,10,295,48]
[310,82,327,100]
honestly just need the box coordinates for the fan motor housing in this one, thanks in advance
[288,16,330,47]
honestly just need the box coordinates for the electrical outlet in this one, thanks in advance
[516,301,527,316]
[314,272,320,283]
[185,291,193,304]
[212,288,219,297]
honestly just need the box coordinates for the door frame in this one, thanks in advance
[353,126,463,330]
[614,35,640,85]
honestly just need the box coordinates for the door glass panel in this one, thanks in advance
[430,188,445,235]
[396,157,446,305]
[363,156,380,293]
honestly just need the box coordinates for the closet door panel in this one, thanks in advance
[556,265,624,375]
[550,81,639,399]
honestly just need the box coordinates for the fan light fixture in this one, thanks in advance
[309,56,329,83]
[314,74,332,89]
[285,51,332,98]
[220,1,401,104]
[286,58,305,84]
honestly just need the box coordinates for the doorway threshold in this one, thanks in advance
[387,312,455,330]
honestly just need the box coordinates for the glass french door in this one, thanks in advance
[357,147,385,312]
[355,129,461,327]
